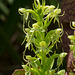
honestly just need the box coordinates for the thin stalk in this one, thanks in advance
[41,49,46,75]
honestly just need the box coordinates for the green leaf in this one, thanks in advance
[57,70,65,75]
[49,69,55,75]
[59,52,67,58]
[18,8,26,14]
[25,71,31,75]
[32,38,40,47]
[44,54,59,71]
[57,52,67,66]
[31,68,41,75]
[26,9,40,21]
[36,0,40,9]
[22,65,29,71]
[25,43,31,48]
[69,45,75,50]
[24,12,29,22]
[57,57,63,67]
[35,59,41,69]
[68,35,75,40]
[42,0,45,6]
[44,5,55,15]
[43,17,53,29]
[45,30,54,44]
[55,74,59,75]
[31,62,38,69]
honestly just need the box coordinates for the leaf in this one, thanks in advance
[59,52,67,58]
[12,69,25,75]
[30,57,41,69]
[57,57,63,67]
[44,5,55,15]
[43,17,53,29]
[31,68,41,75]
[44,54,59,71]
[44,30,55,45]
[26,9,40,21]
[57,52,67,66]
[32,38,40,47]
[24,12,29,22]
[35,58,41,69]
[57,70,65,75]
[25,71,31,75]
[49,69,55,75]
[22,65,29,71]
[69,45,75,50]
[25,42,31,50]
[31,62,38,69]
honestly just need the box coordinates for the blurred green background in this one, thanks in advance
[0,0,62,75]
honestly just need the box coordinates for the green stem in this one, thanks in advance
[41,49,46,75]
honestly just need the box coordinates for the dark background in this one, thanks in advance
[0,0,62,75]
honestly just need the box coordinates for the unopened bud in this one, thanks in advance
[26,55,32,60]
[19,8,26,14]
[40,41,46,47]
[32,23,39,29]
[68,35,75,40]
[60,52,67,58]
[54,9,61,15]
[55,28,62,34]
[25,28,30,33]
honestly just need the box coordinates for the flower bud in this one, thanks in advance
[58,70,65,75]
[32,23,39,29]
[40,41,46,47]
[18,8,26,14]
[68,35,75,40]
[26,55,32,60]
[55,28,62,34]
[59,52,67,58]
[54,9,61,15]
[69,45,75,50]
[44,5,55,15]
[25,28,30,33]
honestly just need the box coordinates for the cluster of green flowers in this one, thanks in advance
[18,0,67,75]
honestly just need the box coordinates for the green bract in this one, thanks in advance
[54,9,61,15]
[18,0,67,75]
[57,70,65,75]
[26,55,32,60]
[68,35,75,40]
[40,41,46,48]
[19,8,26,14]
[55,28,62,34]
[32,23,39,30]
